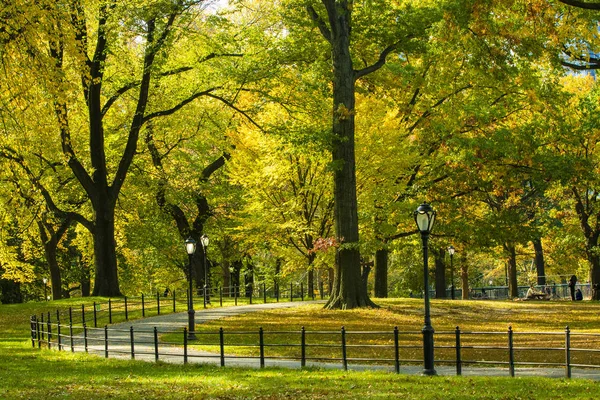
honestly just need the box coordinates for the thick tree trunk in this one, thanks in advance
[434,247,446,299]
[585,238,600,301]
[44,242,62,301]
[374,248,388,298]
[533,238,546,286]
[91,202,121,297]
[320,1,374,310]
[505,243,519,298]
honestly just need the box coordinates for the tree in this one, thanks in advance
[1,1,241,296]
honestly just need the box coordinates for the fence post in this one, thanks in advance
[154,326,159,361]
[56,311,61,349]
[341,326,348,371]
[301,326,306,368]
[290,283,293,302]
[394,326,400,374]
[57,316,62,351]
[109,299,112,324]
[104,326,109,358]
[68,307,73,326]
[263,283,267,304]
[157,292,161,315]
[125,296,128,320]
[183,328,188,365]
[220,287,223,307]
[30,315,36,348]
[130,326,135,359]
[259,327,265,368]
[84,324,88,353]
[47,312,52,349]
[69,323,74,352]
[93,302,98,328]
[565,326,572,379]
[37,316,41,349]
[319,281,324,300]
[220,327,225,367]
[81,304,86,327]
[235,286,238,306]
[249,285,253,305]
[301,282,304,301]
[508,326,515,377]
[455,326,462,376]
[41,313,45,342]
[142,294,145,317]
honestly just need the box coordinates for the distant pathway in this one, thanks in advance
[70,301,600,380]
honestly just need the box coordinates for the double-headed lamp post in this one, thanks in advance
[414,202,437,376]
[185,237,197,340]
[448,245,455,300]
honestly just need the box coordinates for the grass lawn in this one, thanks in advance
[2,297,600,399]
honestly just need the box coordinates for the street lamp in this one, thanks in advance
[414,202,437,376]
[448,245,455,300]
[185,237,197,340]
[201,234,210,306]
[42,278,48,301]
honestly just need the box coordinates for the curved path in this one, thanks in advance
[72,301,599,380]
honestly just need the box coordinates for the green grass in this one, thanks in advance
[2,297,600,399]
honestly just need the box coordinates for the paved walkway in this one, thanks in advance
[65,301,599,380]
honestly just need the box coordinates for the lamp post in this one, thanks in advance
[201,234,210,305]
[414,202,437,376]
[448,245,455,300]
[42,278,48,301]
[185,237,197,340]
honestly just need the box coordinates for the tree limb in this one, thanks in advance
[306,5,331,43]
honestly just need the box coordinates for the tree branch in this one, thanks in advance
[354,42,401,80]
[306,5,331,43]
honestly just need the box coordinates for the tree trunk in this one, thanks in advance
[91,201,121,297]
[245,261,254,298]
[434,247,447,299]
[374,248,388,298]
[361,262,372,295]
[505,243,519,298]
[307,253,315,296]
[585,236,600,301]
[221,260,231,294]
[318,1,374,309]
[461,253,469,300]
[44,241,62,301]
[532,238,546,286]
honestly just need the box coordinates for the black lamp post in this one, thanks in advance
[448,245,455,300]
[42,278,48,301]
[201,234,210,305]
[414,202,437,376]
[185,237,197,340]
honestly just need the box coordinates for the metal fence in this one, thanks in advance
[29,315,600,378]
[48,283,320,329]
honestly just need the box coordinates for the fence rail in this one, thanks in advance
[29,315,600,378]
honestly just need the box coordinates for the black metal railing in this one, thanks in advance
[29,316,600,378]
[44,283,320,329]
